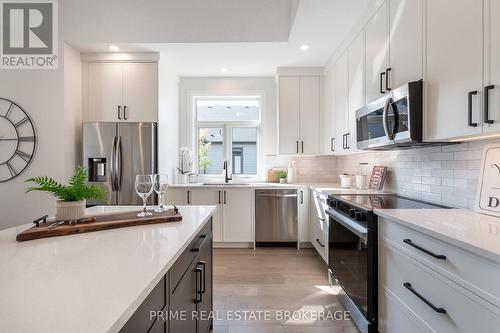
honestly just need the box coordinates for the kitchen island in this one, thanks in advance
[0,205,215,333]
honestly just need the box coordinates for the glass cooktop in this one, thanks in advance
[330,194,450,211]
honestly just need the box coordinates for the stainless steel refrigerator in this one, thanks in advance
[83,122,157,205]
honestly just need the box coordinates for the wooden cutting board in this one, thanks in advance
[16,209,182,242]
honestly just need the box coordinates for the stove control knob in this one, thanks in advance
[354,211,366,222]
[349,209,357,218]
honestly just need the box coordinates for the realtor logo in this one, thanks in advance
[0,0,58,69]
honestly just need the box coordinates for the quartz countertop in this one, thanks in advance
[170,182,393,195]
[169,181,340,189]
[0,205,216,333]
[375,208,500,263]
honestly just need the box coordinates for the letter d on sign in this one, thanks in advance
[488,197,500,208]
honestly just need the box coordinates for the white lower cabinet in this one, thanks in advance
[298,188,310,244]
[310,190,328,263]
[167,188,254,244]
[222,189,253,242]
[167,188,191,205]
[190,189,223,242]
[379,218,500,332]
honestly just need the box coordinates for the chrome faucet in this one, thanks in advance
[223,160,232,183]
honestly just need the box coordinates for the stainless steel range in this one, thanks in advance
[326,194,449,333]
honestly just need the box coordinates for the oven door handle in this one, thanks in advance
[326,208,368,240]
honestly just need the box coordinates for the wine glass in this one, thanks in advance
[153,174,169,213]
[135,174,154,217]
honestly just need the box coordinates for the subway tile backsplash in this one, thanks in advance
[336,139,499,209]
[265,155,338,183]
[266,139,496,209]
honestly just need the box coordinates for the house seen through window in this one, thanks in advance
[195,97,260,176]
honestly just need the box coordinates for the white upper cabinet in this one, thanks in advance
[335,52,350,152]
[425,0,483,140]
[388,0,423,89]
[483,0,500,133]
[348,31,366,152]
[299,76,321,155]
[85,62,158,123]
[122,63,158,123]
[365,0,388,104]
[88,63,123,122]
[278,76,301,154]
[321,66,336,154]
[278,75,320,155]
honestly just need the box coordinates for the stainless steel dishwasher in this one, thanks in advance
[255,189,298,246]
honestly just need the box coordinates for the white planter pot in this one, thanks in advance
[279,178,286,184]
[177,174,189,184]
[55,200,86,221]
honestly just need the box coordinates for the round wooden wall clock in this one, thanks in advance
[0,98,36,182]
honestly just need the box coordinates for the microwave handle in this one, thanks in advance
[382,97,394,140]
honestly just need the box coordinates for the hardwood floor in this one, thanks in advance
[212,248,358,333]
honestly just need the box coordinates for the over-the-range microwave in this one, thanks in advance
[355,80,453,150]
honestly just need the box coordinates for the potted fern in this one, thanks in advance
[26,166,107,221]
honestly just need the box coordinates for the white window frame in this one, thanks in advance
[191,94,263,180]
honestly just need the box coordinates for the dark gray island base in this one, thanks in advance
[120,219,213,333]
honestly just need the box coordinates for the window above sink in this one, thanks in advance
[194,96,261,180]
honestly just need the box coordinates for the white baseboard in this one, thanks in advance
[213,242,253,248]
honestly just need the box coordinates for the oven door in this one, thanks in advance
[326,208,377,332]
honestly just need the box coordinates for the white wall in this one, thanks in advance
[158,62,180,182]
[178,76,277,178]
[63,44,83,179]
[0,46,66,229]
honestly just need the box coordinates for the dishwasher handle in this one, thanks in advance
[255,193,298,198]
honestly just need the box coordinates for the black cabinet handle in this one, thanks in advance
[385,68,392,91]
[345,133,350,149]
[194,265,203,303]
[301,141,304,154]
[117,106,122,120]
[218,190,222,204]
[316,238,325,248]
[296,141,299,154]
[223,191,227,204]
[123,105,128,120]
[468,90,478,127]
[403,239,446,260]
[380,72,386,94]
[199,261,206,293]
[403,282,446,314]
[187,190,190,204]
[484,85,495,124]
[330,137,335,152]
[191,234,207,252]
[300,190,304,204]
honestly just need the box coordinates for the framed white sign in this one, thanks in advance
[475,144,500,217]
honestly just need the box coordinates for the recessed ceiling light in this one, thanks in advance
[108,45,119,51]
[220,68,227,73]
[300,44,309,51]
